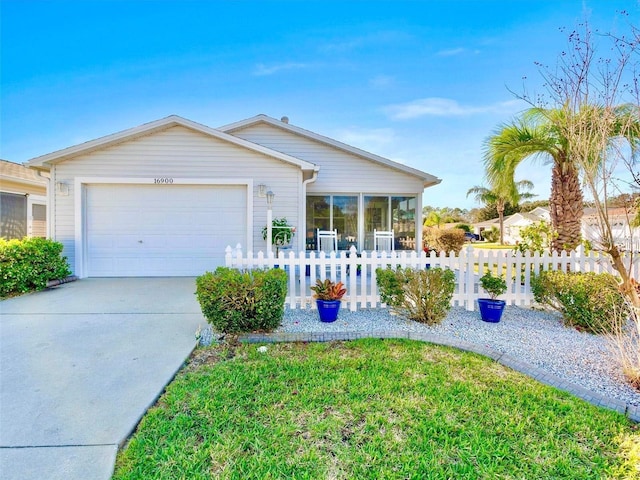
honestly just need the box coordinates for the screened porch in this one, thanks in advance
[305,194,420,252]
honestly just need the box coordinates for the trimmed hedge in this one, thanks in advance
[531,270,625,334]
[0,237,72,297]
[196,267,288,334]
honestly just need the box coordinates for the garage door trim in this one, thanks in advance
[74,177,253,278]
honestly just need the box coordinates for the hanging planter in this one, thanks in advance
[262,217,295,257]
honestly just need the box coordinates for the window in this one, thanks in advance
[307,194,417,251]
[392,196,417,250]
[0,192,27,239]
[31,204,47,238]
[306,195,358,250]
[364,195,416,250]
[364,196,389,250]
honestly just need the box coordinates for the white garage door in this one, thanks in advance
[86,184,247,276]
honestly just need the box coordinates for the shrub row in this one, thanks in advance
[531,270,625,334]
[0,237,71,297]
[196,267,288,334]
[376,267,455,325]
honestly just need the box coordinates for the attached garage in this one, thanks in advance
[24,115,438,278]
[85,183,247,276]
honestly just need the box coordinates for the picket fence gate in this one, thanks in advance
[225,245,640,312]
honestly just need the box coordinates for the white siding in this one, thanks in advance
[52,126,302,273]
[229,124,425,194]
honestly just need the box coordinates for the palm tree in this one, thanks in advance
[466,181,535,245]
[423,210,443,228]
[485,104,640,252]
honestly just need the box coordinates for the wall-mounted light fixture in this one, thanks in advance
[56,182,69,196]
[257,184,267,197]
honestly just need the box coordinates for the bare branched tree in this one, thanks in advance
[524,17,640,306]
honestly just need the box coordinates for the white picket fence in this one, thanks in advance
[224,245,640,311]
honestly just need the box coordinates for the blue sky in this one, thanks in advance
[1,0,638,209]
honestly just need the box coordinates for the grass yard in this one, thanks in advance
[113,339,639,480]
[471,242,514,250]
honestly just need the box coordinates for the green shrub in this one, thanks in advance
[479,271,507,300]
[482,226,500,243]
[531,270,625,334]
[195,267,288,334]
[424,228,466,254]
[0,237,71,297]
[376,267,406,306]
[376,267,455,325]
[513,221,556,255]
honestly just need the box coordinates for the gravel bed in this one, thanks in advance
[277,305,640,408]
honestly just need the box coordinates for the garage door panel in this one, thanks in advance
[86,184,247,277]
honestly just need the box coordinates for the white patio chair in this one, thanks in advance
[317,228,339,276]
[374,229,395,252]
[317,228,338,253]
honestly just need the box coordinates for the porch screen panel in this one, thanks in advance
[364,196,389,251]
[0,192,27,239]
[306,195,330,250]
[392,196,416,250]
[332,196,358,250]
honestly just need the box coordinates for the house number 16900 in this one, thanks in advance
[153,178,174,184]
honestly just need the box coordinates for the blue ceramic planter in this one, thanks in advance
[316,299,341,322]
[477,298,506,323]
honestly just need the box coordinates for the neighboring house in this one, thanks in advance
[26,115,440,277]
[472,218,500,240]
[472,207,550,244]
[474,205,640,250]
[0,159,47,239]
[582,207,640,251]
[503,207,551,244]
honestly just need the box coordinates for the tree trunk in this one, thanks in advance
[497,200,505,245]
[608,245,640,309]
[550,161,583,252]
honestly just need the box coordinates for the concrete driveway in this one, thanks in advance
[0,278,206,480]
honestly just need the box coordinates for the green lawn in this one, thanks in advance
[472,242,515,250]
[113,339,639,480]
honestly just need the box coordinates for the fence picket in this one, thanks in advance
[463,247,475,310]
[224,245,640,311]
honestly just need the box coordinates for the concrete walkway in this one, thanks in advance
[0,278,206,480]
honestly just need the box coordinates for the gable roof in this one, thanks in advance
[25,115,318,172]
[0,159,47,187]
[220,114,441,188]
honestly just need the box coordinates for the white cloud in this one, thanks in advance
[369,75,394,89]
[436,47,466,57]
[320,31,413,53]
[384,97,524,120]
[333,127,396,153]
[253,62,311,76]
[436,47,482,57]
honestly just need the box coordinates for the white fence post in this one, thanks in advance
[225,245,233,267]
[463,246,475,311]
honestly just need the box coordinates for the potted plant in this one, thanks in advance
[310,279,346,322]
[262,217,295,256]
[477,271,507,323]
